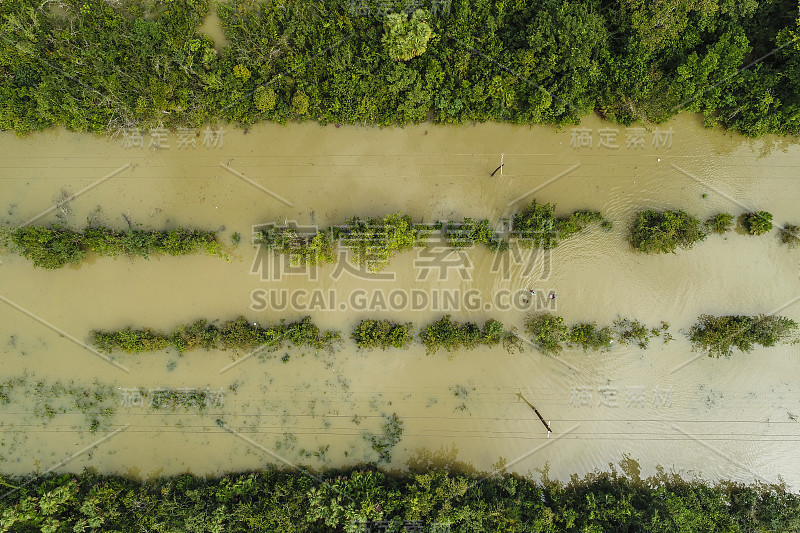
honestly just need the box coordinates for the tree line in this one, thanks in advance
[0,465,798,531]
[90,312,800,358]
[1,0,798,136]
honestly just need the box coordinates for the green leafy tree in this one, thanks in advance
[524,313,568,355]
[629,210,706,253]
[741,211,774,235]
[291,90,310,115]
[705,213,734,234]
[689,314,800,357]
[382,10,433,62]
[254,86,277,112]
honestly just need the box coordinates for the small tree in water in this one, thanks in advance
[629,210,705,253]
[741,211,773,235]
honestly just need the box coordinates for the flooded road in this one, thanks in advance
[1,115,799,488]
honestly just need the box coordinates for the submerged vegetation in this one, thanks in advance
[689,314,800,357]
[91,316,341,355]
[780,223,800,248]
[1,466,798,531]
[705,213,735,235]
[630,208,792,253]
[525,314,673,354]
[352,319,414,350]
[526,312,797,357]
[2,0,800,137]
[0,225,226,269]
[629,210,706,253]
[741,211,774,236]
[92,315,523,356]
[258,202,606,271]
[418,315,522,355]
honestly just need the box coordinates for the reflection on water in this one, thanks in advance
[1,115,799,487]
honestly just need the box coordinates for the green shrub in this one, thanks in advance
[444,218,493,248]
[689,314,799,357]
[254,86,277,112]
[524,313,568,355]
[1,226,85,269]
[629,210,706,253]
[513,201,604,249]
[705,213,734,234]
[567,323,614,352]
[741,211,773,236]
[334,213,428,272]
[352,320,414,350]
[613,318,653,349]
[291,90,310,115]
[419,316,515,355]
[91,328,170,354]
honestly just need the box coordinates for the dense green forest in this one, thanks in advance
[1,466,798,531]
[1,0,799,136]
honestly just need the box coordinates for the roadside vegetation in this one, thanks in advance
[91,315,524,356]
[91,316,341,355]
[418,315,523,355]
[0,466,798,531]
[525,314,673,355]
[258,201,607,271]
[2,0,799,137]
[525,312,798,357]
[629,208,797,253]
[0,225,226,269]
[689,314,800,357]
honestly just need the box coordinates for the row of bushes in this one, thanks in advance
[524,314,673,355]
[524,313,799,357]
[91,315,524,356]
[0,225,226,269]
[2,0,799,137]
[354,316,524,355]
[91,316,341,354]
[1,466,798,532]
[629,209,799,253]
[6,204,796,270]
[257,201,608,270]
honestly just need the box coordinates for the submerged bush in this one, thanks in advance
[629,210,706,253]
[513,201,605,249]
[613,318,654,349]
[689,314,800,357]
[2,225,225,269]
[524,313,568,355]
[705,213,734,235]
[779,224,800,248]
[333,213,429,272]
[352,319,414,350]
[568,323,614,352]
[741,211,774,236]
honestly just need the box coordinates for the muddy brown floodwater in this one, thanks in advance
[1,114,799,488]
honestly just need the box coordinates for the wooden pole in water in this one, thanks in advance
[490,154,505,178]
[516,392,552,435]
